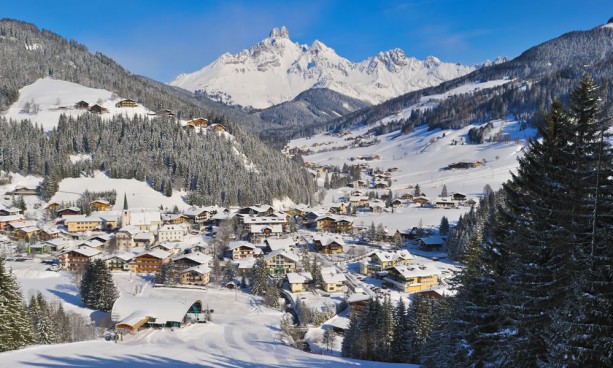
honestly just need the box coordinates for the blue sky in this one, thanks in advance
[2,0,612,82]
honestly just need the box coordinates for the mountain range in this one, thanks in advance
[170,26,498,109]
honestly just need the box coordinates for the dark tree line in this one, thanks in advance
[422,75,613,367]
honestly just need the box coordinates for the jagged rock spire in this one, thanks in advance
[269,26,289,39]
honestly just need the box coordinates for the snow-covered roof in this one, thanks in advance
[264,249,299,263]
[118,225,140,236]
[103,253,133,261]
[242,216,285,224]
[63,215,101,223]
[180,265,212,275]
[236,257,257,269]
[286,271,313,284]
[172,252,212,265]
[373,250,414,263]
[393,264,441,278]
[0,214,25,222]
[228,241,256,250]
[347,293,370,303]
[161,213,186,222]
[63,247,101,257]
[136,249,170,260]
[249,224,283,234]
[134,232,154,241]
[418,235,444,245]
[313,234,345,247]
[129,209,162,226]
[112,296,202,326]
[264,237,295,251]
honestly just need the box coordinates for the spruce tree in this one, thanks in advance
[0,258,33,352]
[250,258,268,296]
[440,184,448,197]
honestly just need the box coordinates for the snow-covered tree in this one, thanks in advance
[0,258,33,351]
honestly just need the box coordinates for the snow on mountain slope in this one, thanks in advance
[170,26,478,109]
[287,118,536,230]
[1,78,152,131]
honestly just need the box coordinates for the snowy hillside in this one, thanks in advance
[170,26,480,109]
[1,78,152,131]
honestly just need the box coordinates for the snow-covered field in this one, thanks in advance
[289,117,535,228]
[50,171,190,212]
[1,78,152,131]
[3,258,415,368]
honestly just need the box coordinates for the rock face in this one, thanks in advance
[170,27,479,109]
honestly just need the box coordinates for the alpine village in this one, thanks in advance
[0,11,612,368]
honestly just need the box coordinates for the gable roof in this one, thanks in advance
[264,249,299,263]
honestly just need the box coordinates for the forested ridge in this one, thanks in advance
[0,19,316,205]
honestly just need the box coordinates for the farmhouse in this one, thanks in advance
[286,272,313,293]
[129,250,170,273]
[417,235,444,251]
[228,241,262,260]
[315,215,353,234]
[264,237,295,253]
[172,252,212,271]
[112,296,203,332]
[59,248,101,272]
[263,250,299,276]
[103,253,133,271]
[115,99,137,108]
[179,265,211,286]
[360,250,414,275]
[313,234,345,254]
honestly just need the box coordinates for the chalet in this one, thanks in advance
[47,202,61,213]
[348,195,369,207]
[321,267,346,293]
[383,264,441,293]
[112,296,203,332]
[374,179,390,189]
[347,293,370,319]
[228,241,262,260]
[0,206,21,216]
[387,167,399,173]
[155,109,175,117]
[77,239,104,250]
[235,257,257,276]
[172,252,212,271]
[89,104,108,114]
[453,193,467,201]
[115,226,140,249]
[150,242,180,255]
[263,250,299,276]
[43,238,70,252]
[286,272,312,293]
[391,227,419,242]
[400,193,414,201]
[161,213,188,225]
[413,196,430,205]
[313,234,345,254]
[241,216,286,243]
[0,214,25,231]
[14,226,39,241]
[12,185,40,196]
[434,199,458,209]
[315,215,353,234]
[238,205,274,217]
[186,117,208,127]
[133,231,155,248]
[349,179,368,189]
[39,227,60,241]
[90,199,112,212]
[74,101,89,109]
[59,248,101,272]
[103,253,133,271]
[210,123,226,133]
[157,224,188,243]
[129,250,170,273]
[115,99,137,108]
[57,207,81,217]
[417,235,444,251]
[392,199,403,208]
[89,233,112,246]
[285,204,309,218]
[360,250,414,275]
[179,265,211,286]
[183,206,220,225]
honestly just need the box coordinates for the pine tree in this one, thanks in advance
[0,258,33,352]
[439,216,450,236]
[440,184,448,197]
[250,258,268,296]
[300,247,311,272]
[222,262,237,284]
[413,183,421,197]
[80,260,118,312]
[33,292,55,344]
[310,258,323,290]
[390,298,411,362]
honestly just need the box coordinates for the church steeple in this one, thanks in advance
[123,193,128,210]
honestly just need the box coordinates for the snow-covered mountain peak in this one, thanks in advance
[170,28,480,108]
[269,26,290,39]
